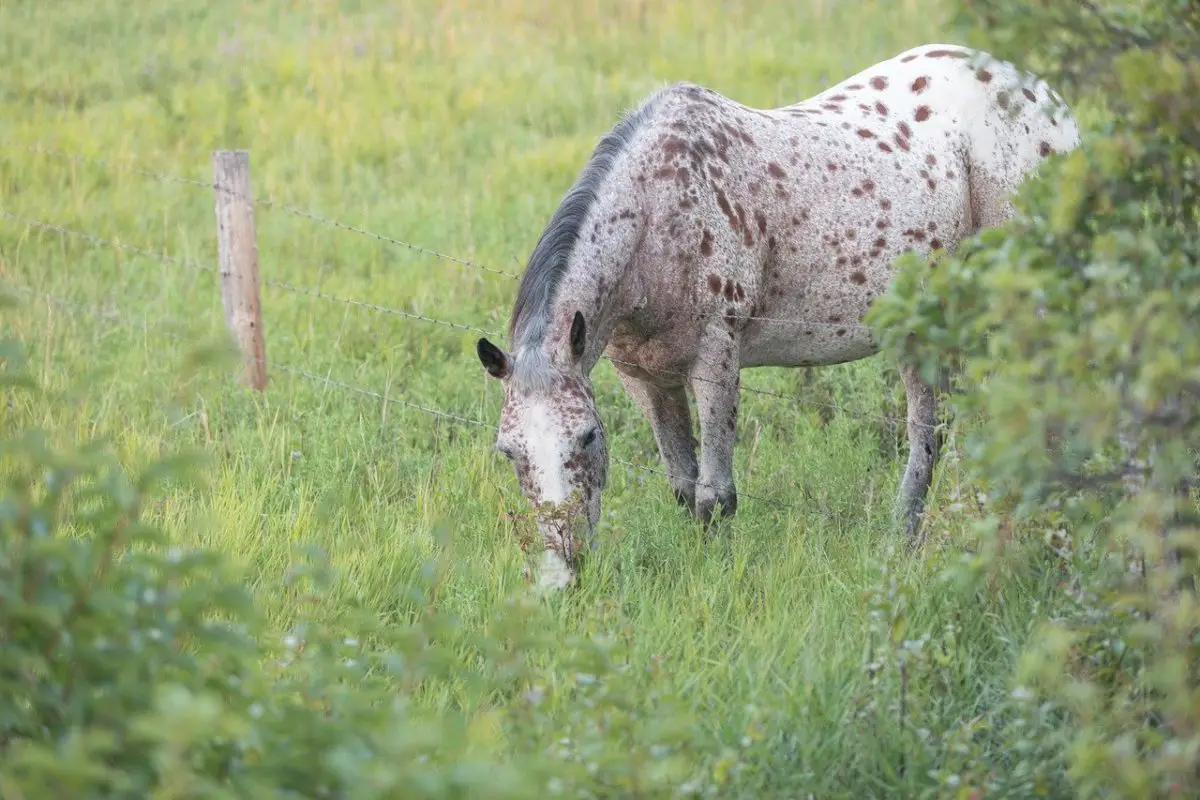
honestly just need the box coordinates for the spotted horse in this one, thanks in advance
[476,42,1081,590]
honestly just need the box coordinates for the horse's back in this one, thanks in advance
[595,44,1080,373]
[804,43,1080,230]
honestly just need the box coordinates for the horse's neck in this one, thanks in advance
[549,187,644,376]
[547,267,629,379]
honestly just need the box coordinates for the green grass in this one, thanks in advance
[1,0,1077,794]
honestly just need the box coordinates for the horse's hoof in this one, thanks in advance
[696,490,738,527]
[672,486,696,514]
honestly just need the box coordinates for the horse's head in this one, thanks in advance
[476,311,608,591]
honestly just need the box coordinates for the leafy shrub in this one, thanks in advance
[0,327,712,798]
[868,1,1200,795]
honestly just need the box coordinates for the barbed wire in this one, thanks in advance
[21,144,216,190]
[0,209,500,336]
[19,142,887,331]
[259,276,503,338]
[20,143,520,281]
[1,208,937,433]
[5,284,499,429]
[4,284,825,514]
[0,210,216,274]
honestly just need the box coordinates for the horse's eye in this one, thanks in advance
[581,428,599,448]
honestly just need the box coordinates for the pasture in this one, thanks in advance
[2,0,1081,794]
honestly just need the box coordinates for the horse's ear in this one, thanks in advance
[569,311,586,361]
[476,338,510,380]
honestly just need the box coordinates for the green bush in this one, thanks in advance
[868,1,1200,796]
[0,327,712,798]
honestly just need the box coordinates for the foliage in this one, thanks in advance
[868,0,1200,795]
[0,333,716,798]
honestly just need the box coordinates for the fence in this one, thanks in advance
[2,144,954,518]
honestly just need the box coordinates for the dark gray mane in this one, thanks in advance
[508,89,667,353]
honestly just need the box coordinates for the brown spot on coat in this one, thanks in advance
[925,49,968,58]
[849,271,867,285]
[661,136,688,157]
[925,154,937,166]
[1039,141,1053,157]
[754,210,767,235]
[976,69,992,83]
[715,187,738,232]
[878,141,893,153]
[856,128,876,139]
[1022,88,1037,102]
[997,92,1010,109]
[870,76,888,90]
[733,202,753,246]
[875,102,889,116]
[911,76,929,93]
[701,229,714,257]
[767,162,787,179]
[914,106,932,122]
[707,274,722,293]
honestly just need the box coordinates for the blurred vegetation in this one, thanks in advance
[870,0,1200,795]
[0,328,717,797]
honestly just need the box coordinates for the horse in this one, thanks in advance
[476,42,1081,591]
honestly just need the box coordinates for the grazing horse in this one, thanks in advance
[477,43,1081,590]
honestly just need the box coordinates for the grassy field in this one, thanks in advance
[1,0,1078,795]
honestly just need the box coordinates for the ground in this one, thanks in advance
[1,0,1074,794]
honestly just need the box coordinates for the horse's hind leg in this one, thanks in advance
[615,372,699,513]
[896,362,939,539]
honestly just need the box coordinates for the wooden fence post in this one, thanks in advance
[212,150,267,390]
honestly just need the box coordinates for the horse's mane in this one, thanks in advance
[507,89,668,391]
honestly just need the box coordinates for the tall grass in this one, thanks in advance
[0,0,1073,794]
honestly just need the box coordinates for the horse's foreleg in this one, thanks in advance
[896,362,939,539]
[689,331,740,526]
[615,373,699,512]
